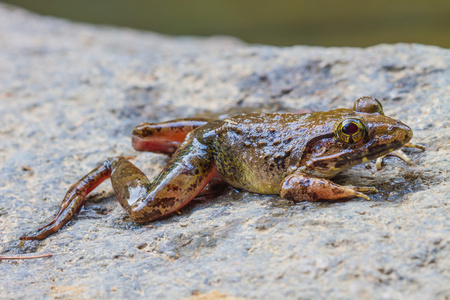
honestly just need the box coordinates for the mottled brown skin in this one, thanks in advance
[21,97,420,240]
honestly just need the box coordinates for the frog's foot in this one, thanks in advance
[280,173,378,202]
[132,118,211,155]
[375,142,425,170]
[20,158,116,240]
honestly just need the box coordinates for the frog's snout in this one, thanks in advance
[405,124,413,143]
[392,120,413,145]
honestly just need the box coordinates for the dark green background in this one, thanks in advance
[2,0,450,47]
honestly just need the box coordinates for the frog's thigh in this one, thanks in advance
[280,173,375,202]
[110,141,216,223]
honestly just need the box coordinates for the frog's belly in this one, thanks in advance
[214,158,286,195]
[224,175,281,194]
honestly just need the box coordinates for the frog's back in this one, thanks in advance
[203,113,320,194]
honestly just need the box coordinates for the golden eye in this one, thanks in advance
[336,118,365,143]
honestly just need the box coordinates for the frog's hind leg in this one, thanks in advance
[132,118,212,155]
[117,134,217,223]
[20,134,216,240]
[20,159,116,240]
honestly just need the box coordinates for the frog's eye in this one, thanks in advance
[353,96,384,115]
[336,118,365,143]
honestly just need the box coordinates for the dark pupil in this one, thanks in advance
[342,122,359,135]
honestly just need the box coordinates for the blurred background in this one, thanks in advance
[2,0,450,47]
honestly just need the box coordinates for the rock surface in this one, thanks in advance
[0,4,449,300]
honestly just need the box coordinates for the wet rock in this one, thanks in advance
[0,3,449,300]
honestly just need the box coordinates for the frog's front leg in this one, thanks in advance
[280,173,378,202]
[375,142,426,170]
[21,134,216,240]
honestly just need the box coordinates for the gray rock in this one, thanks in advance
[0,4,449,300]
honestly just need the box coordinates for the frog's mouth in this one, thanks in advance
[338,139,405,168]
[303,121,412,177]
[306,140,403,177]
[360,140,404,161]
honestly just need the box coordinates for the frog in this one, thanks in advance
[20,96,424,240]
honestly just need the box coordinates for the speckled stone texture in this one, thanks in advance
[0,4,449,300]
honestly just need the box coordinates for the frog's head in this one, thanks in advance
[301,97,413,178]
